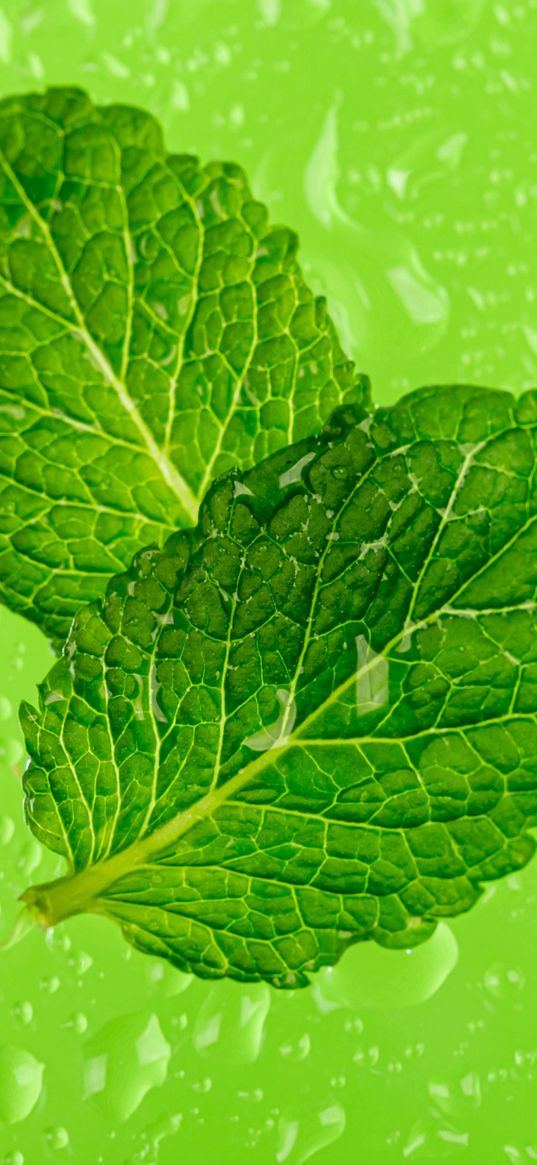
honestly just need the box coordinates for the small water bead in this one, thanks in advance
[45,929,71,954]
[237,1088,264,1103]
[44,1126,69,1150]
[483,962,525,1000]
[0,737,22,766]
[278,1033,311,1061]
[192,1076,212,1093]
[64,1011,88,1035]
[170,1013,188,1033]
[69,949,93,976]
[460,1071,482,1108]
[0,1045,44,1123]
[3,1152,24,1165]
[16,837,42,878]
[0,816,15,845]
[11,1001,33,1026]
[343,1016,364,1034]
[11,642,27,671]
[428,1079,455,1116]
[38,975,60,994]
[0,696,12,720]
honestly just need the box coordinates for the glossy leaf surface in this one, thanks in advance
[0,86,362,643]
[21,384,537,986]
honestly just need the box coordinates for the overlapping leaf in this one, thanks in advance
[21,384,537,986]
[0,86,364,643]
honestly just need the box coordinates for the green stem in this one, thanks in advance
[19,740,289,929]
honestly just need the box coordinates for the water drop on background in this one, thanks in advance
[276,1101,346,1164]
[0,697,12,721]
[315,922,459,1011]
[192,981,270,1064]
[44,1125,70,1150]
[0,1045,44,1124]
[83,1012,170,1121]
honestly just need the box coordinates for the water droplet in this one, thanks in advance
[0,696,12,720]
[0,816,15,845]
[278,451,316,489]
[3,1152,24,1165]
[146,961,192,996]
[70,949,93,976]
[65,1011,88,1035]
[483,961,525,1000]
[233,480,254,497]
[0,736,22,765]
[278,1033,311,1061]
[17,837,42,878]
[276,1102,346,1163]
[83,1012,171,1121]
[355,635,389,711]
[11,1001,33,1026]
[38,975,60,994]
[44,1126,69,1150]
[315,922,459,1010]
[245,690,296,752]
[192,1075,212,1093]
[0,1045,44,1124]
[193,981,270,1064]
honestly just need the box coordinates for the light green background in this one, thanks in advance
[1,1,537,1162]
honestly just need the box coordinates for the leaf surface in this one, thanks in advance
[21,384,537,986]
[0,86,363,643]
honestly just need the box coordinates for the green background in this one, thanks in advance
[1,1,537,1161]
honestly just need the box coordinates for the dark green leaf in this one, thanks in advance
[0,86,364,644]
[20,384,537,986]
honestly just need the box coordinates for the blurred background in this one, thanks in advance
[0,1,537,1162]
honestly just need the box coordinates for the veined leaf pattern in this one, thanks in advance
[21,384,537,987]
[0,87,363,643]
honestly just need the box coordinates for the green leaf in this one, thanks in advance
[20,383,537,987]
[0,86,364,644]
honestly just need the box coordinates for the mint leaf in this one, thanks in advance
[0,86,364,644]
[20,384,537,987]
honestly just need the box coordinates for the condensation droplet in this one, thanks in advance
[193,981,270,1065]
[0,1045,44,1124]
[245,690,296,751]
[355,635,389,711]
[315,922,459,1011]
[0,696,12,721]
[276,1102,346,1163]
[65,1011,88,1035]
[44,1126,70,1150]
[0,737,22,765]
[11,1001,33,1026]
[0,816,15,845]
[83,1012,171,1121]
[278,451,316,489]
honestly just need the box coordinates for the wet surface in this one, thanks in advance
[1,1,537,1161]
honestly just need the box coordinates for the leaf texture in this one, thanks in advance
[21,384,537,987]
[0,86,363,643]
